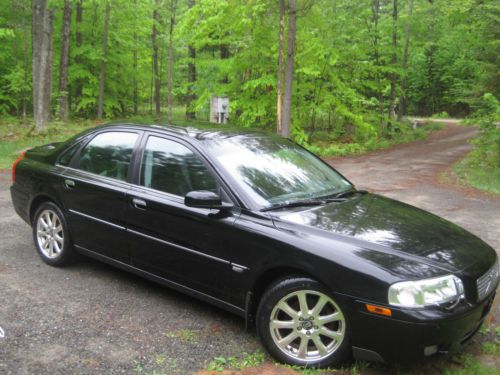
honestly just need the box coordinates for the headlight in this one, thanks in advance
[388,275,464,308]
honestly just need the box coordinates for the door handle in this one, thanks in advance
[64,179,75,188]
[132,198,147,210]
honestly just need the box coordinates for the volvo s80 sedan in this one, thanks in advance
[10,124,499,367]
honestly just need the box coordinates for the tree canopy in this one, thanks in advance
[0,0,498,139]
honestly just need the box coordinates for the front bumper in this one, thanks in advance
[344,290,497,363]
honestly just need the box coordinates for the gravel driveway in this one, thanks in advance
[0,122,498,374]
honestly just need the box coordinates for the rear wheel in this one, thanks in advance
[33,201,76,266]
[257,277,350,368]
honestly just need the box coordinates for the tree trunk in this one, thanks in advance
[150,59,153,114]
[281,0,297,138]
[43,10,54,126]
[185,0,196,120]
[32,0,54,132]
[167,0,178,123]
[186,44,197,120]
[57,0,72,121]
[21,0,29,121]
[388,0,398,120]
[75,0,83,102]
[97,1,110,120]
[397,0,413,121]
[152,0,160,115]
[12,2,19,114]
[371,0,385,127]
[133,0,138,114]
[276,0,285,134]
[220,44,230,84]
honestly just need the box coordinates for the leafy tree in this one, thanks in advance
[0,0,497,144]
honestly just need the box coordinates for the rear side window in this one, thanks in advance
[58,142,81,166]
[141,136,217,196]
[78,132,138,181]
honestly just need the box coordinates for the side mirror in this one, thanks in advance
[184,190,233,210]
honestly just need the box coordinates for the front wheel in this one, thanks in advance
[33,201,76,266]
[256,277,350,368]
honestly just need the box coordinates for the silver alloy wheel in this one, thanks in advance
[36,209,64,259]
[269,290,345,363]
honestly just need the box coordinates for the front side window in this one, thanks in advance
[141,136,217,196]
[78,132,138,181]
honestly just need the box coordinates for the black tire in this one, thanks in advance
[32,201,76,266]
[256,277,350,368]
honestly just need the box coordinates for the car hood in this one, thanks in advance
[272,193,496,274]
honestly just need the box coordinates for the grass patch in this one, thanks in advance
[482,342,500,356]
[132,353,178,375]
[453,105,499,195]
[164,328,199,343]
[205,351,265,372]
[307,122,443,157]
[443,354,500,375]
[454,157,500,195]
[0,118,97,169]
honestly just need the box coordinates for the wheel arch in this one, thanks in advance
[29,194,61,224]
[247,266,329,326]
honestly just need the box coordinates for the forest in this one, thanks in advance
[0,0,498,189]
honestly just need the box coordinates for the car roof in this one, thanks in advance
[100,122,271,142]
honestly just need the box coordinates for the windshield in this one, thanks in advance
[206,135,353,209]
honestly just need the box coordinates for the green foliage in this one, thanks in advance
[164,328,199,343]
[407,0,499,117]
[443,354,500,375]
[0,0,498,173]
[431,111,450,119]
[205,351,265,372]
[454,93,500,194]
[482,342,500,356]
[306,122,440,157]
[0,118,96,169]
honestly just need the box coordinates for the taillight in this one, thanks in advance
[12,151,27,183]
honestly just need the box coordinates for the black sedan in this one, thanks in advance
[10,123,499,367]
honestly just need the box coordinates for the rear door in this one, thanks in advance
[60,130,141,263]
[124,134,241,302]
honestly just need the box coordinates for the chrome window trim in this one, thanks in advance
[58,165,133,189]
[60,165,213,205]
[231,263,249,271]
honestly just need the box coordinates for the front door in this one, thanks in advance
[125,135,240,302]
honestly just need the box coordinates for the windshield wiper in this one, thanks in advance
[261,190,367,212]
[330,189,368,199]
[260,199,326,212]
[261,196,349,212]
